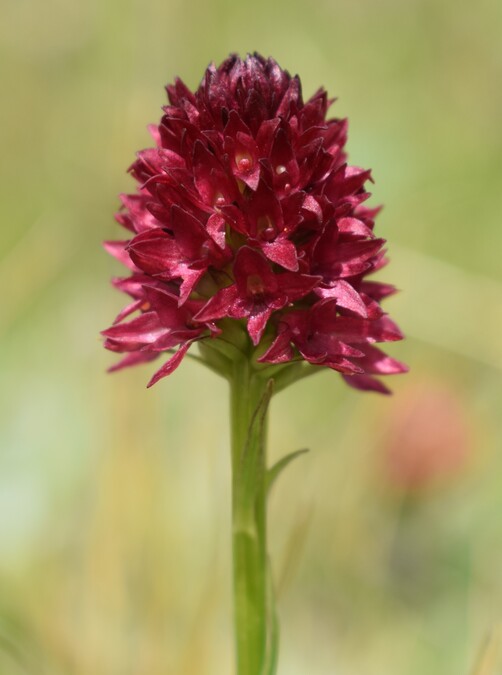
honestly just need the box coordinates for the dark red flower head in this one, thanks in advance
[103,53,406,391]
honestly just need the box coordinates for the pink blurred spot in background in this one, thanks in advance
[381,379,473,493]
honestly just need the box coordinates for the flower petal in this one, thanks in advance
[104,241,137,271]
[314,280,368,317]
[247,305,273,345]
[258,329,295,363]
[193,286,240,323]
[233,247,278,297]
[147,343,192,387]
[102,312,166,351]
[261,239,299,271]
[342,374,391,395]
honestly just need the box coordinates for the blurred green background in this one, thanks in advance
[1,0,501,673]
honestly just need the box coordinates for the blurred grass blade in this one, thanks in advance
[276,505,313,599]
[0,627,39,675]
[471,625,502,675]
[392,245,502,371]
[262,557,279,675]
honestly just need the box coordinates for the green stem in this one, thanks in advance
[230,356,274,675]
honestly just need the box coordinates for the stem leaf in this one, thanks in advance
[266,448,310,495]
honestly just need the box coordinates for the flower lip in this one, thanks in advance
[103,53,406,389]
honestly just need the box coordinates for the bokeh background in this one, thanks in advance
[1,0,501,673]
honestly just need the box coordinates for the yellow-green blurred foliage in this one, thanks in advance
[1,0,501,673]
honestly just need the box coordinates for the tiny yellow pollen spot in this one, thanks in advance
[275,165,287,175]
